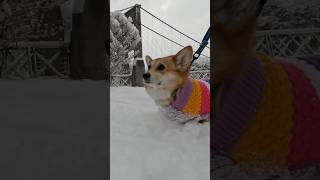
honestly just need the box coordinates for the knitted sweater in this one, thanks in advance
[160,78,210,123]
[213,52,320,170]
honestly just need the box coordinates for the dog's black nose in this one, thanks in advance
[143,73,150,80]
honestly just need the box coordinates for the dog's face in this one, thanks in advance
[143,46,193,106]
[212,0,259,83]
[212,0,258,31]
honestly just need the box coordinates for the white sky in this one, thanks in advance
[110,0,210,59]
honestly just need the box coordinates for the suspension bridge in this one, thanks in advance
[1,3,319,84]
[111,4,320,86]
[120,4,210,61]
[111,4,211,86]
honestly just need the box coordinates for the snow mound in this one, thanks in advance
[110,87,210,180]
[0,78,108,178]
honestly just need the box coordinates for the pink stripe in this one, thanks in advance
[278,60,320,169]
[198,80,210,115]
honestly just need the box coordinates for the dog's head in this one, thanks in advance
[143,46,193,106]
[212,0,263,84]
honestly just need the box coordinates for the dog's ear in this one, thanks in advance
[175,46,193,71]
[145,55,152,65]
[212,0,258,33]
[212,0,258,83]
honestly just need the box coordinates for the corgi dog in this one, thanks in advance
[212,0,320,174]
[143,46,210,124]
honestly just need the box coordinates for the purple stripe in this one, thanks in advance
[212,57,265,155]
[172,79,193,110]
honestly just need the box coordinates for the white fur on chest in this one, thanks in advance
[145,87,171,106]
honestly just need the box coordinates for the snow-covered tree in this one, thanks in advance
[0,0,67,41]
[110,11,141,75]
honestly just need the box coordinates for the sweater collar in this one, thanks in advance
[171,78,193,110]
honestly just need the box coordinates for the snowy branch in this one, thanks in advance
[110,11,141,75]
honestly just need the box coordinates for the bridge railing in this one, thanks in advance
[1,28,319,83]
[110,59,210,87]
[111,28,320,86]
[255,28,320,57]
[190,70,210,81]
[111,73,132,87]
[110,69,210,87]
[0,41,70,80]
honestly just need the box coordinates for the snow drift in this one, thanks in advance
[110,87,210,180]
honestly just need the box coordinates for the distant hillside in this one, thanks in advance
[190,57,210,71]
[258,0,320,30]
[268,0,320,8]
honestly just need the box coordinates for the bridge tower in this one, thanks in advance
[124,5,144,87]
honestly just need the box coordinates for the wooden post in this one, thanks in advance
[70,0,107,80]
[132,59,136,87]
[70,13,82,79]
[132,57,145,87]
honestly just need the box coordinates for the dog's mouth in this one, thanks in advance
[143,80,162,87]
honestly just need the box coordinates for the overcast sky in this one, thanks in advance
[110,0,210,59]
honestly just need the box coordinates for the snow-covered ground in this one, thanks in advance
[109,86,318,180]
[2,78,318,179]
[0,78,209,178]
[110,87,210,180]
[0,78,107,178]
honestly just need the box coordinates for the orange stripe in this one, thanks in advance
[231,52,294,168]
[183,80,202,115]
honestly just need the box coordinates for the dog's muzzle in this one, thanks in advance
[143,73,151,83]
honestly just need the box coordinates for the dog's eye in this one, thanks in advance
[157,64,165,71]
[148,65,151,69]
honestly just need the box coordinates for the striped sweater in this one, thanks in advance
[160,78,210,123]
[213,52,320,169]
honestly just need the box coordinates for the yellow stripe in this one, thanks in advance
[231,52,294,168]
[183,80,202,115]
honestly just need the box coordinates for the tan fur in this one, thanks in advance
[212,0,258,84]
[144,46,193,106]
